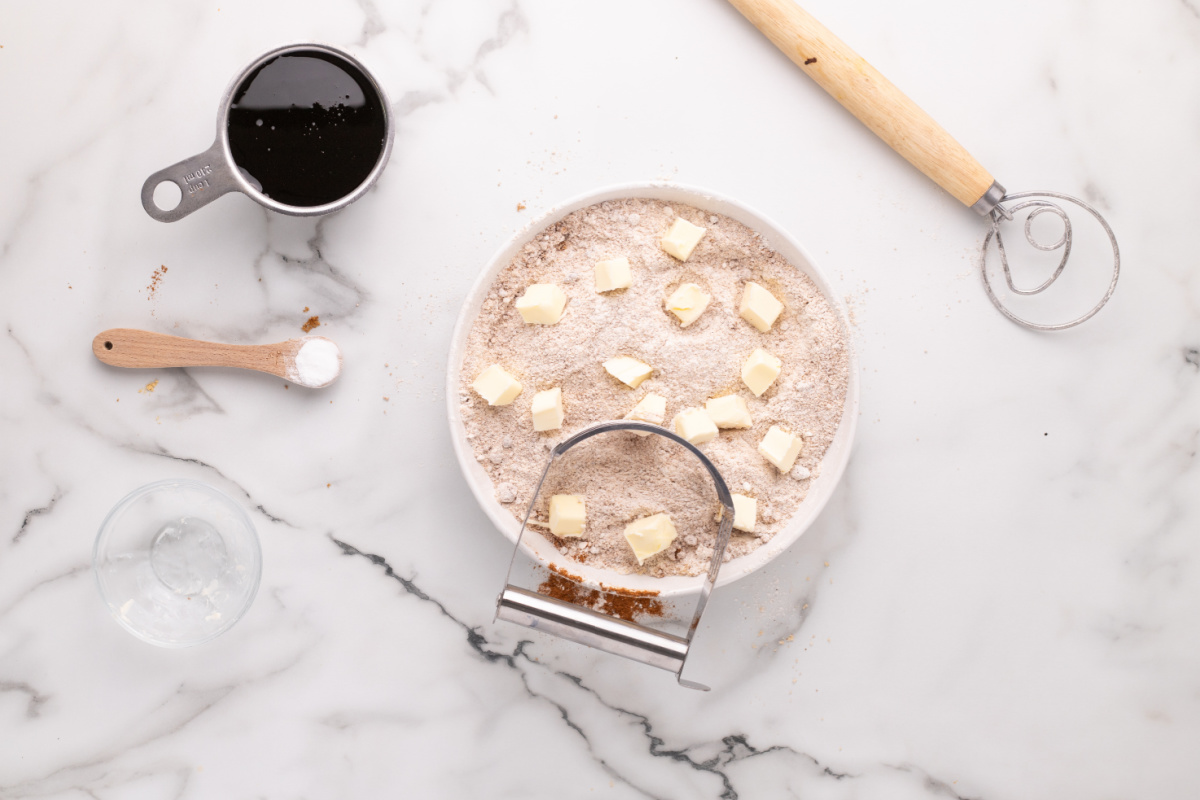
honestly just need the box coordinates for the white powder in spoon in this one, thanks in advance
[291,338,341,387]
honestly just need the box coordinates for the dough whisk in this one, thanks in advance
[729,0,1120,331]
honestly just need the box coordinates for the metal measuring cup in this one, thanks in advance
[141,43,394,222]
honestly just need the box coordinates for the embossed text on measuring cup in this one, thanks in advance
[183,165,214,196]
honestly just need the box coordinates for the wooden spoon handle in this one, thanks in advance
[92,328,286,376]
[727,0,998,209]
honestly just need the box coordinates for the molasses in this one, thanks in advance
[227,50,387,208]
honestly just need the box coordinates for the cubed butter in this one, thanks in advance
[471,364,522,406]
[549,495,586,537]
[660,217,706,261]
[624,513,678,564]
[515,283,567,325]
[594,257,632,292]
[705,395,753,429]
[625,393,667,435]
[741,348,782,397]
[531,387,564,431]
[664,283,712,327]
[674,407,719,445]
[739,282,784,332]
[731,494,757,533]
[759,425,804,472]
[604,356,653,388]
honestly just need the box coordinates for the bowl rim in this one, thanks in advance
[446,181,859,599]
[92,478,262,648]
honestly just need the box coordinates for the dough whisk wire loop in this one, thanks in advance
[979,190,1120,331]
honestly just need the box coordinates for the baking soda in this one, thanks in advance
[292,338,341,387]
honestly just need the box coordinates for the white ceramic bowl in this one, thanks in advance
[447,182,858,599]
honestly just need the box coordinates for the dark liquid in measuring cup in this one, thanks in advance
[227,51,387,208]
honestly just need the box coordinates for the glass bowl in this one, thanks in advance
[93,479,262,647]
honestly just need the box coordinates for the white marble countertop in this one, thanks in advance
[2,1,1198,797]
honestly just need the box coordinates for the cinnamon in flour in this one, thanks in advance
[459,199,849,578]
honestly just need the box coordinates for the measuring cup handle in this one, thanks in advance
[140,141,240,222]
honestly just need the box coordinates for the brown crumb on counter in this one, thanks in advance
[138,380,159,394]
[146,265,168,299]
[517,202,526,211]
[302,315,320,332]
[804,57,817,65]
[303,306,309,312]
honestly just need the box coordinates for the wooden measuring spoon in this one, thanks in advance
[92,328,343,388]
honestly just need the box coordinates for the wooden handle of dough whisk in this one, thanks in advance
[92,328,288,376]
[727,0,1002,212]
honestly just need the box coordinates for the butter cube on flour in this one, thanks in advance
[741,348,782,397]
[674,407,719,445]
[515,283,567,325]
[624,513,678,564]
[664,283,712,327]
[531,387,564,431]
[731,494,757,533]
[758,425,804,472]
[660,218,706,261]
[472,365,523,406]
[739,282,784,332]
[549,495,586,537]
[604,356,653,388]
[705,395,752,429]
[625,393,667,434]
[594,257,632,292]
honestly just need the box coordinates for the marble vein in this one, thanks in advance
[0,680,50,719]
[330,535,529,667]
[0,685,235,796]
[465,0,528,94]
[0,651,310,797]
[11,488,63,545]
[144,446,296,529]
[354,0,386,47]
[0,563,89,620]
[330,533,971,800]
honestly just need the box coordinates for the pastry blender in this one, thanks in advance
[496,420,734,691]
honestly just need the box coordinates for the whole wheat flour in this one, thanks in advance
[459,199,850,577]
